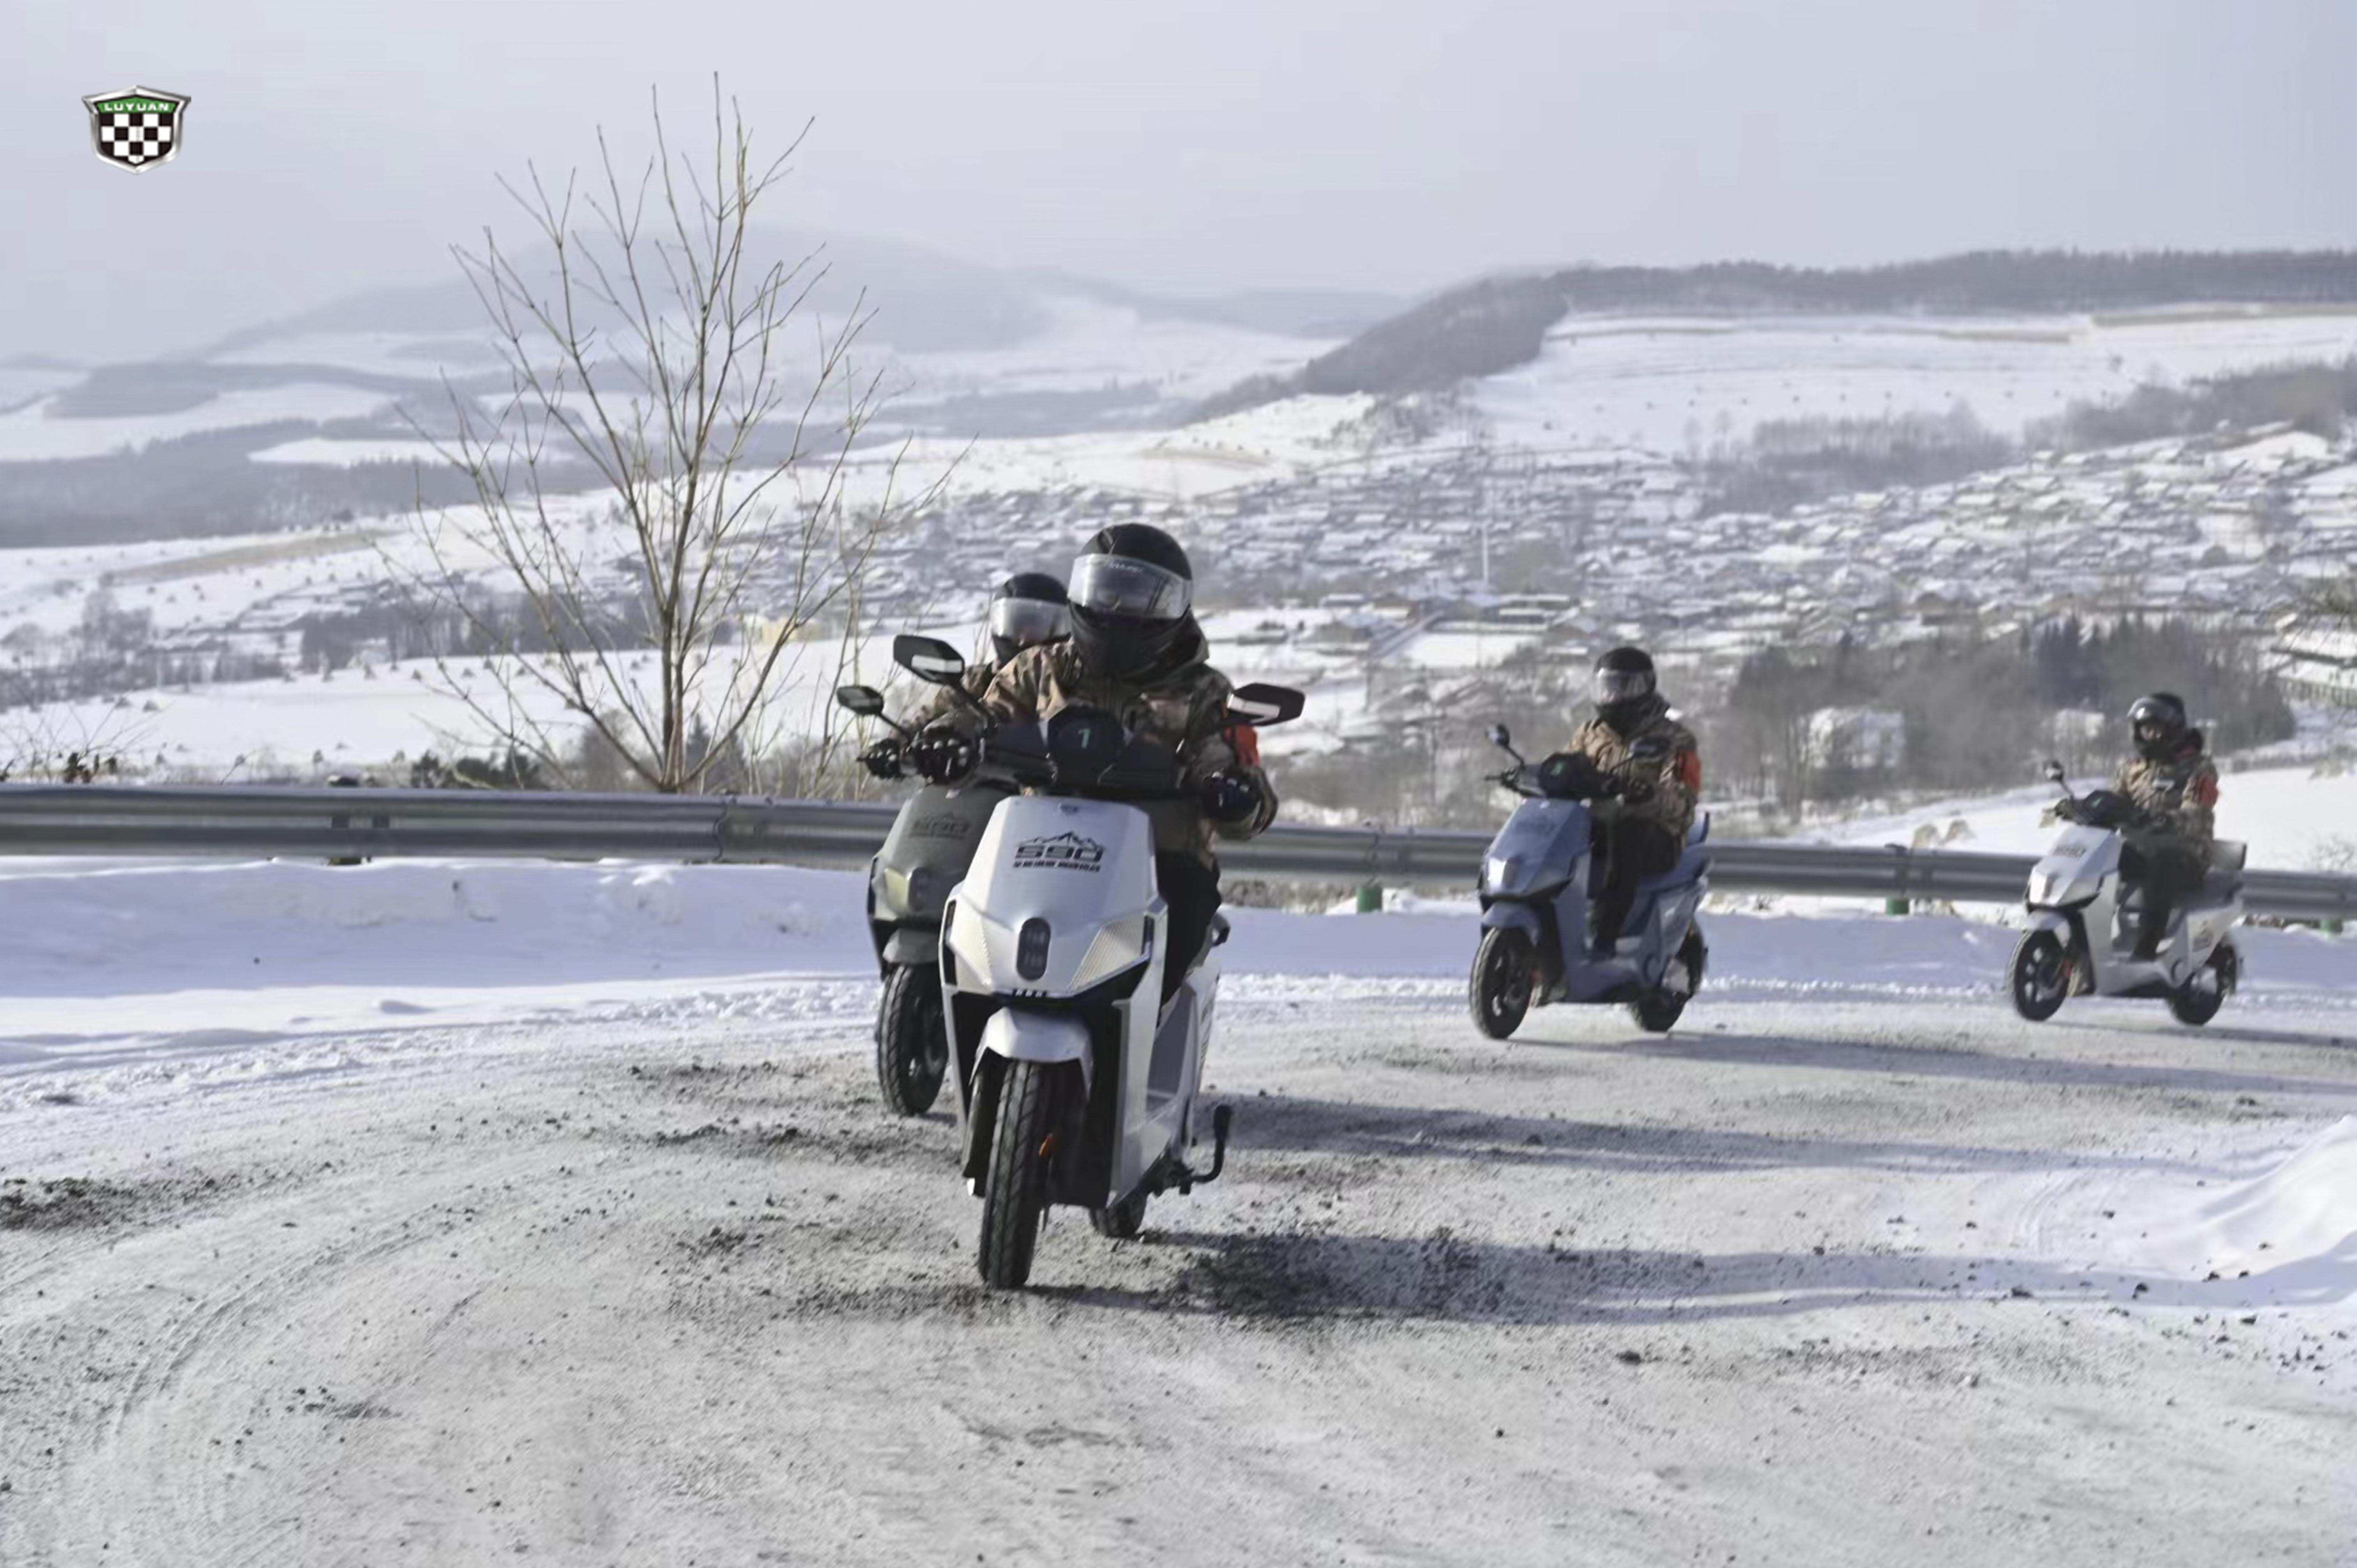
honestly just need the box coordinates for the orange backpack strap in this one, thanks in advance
[1673,748,1701,794]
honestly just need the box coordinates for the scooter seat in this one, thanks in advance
[1686,812,1711,847]
[1210,911,1232,946]
[2209,840,2247,873]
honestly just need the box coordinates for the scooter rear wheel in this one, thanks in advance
[978,1059,1062,1289]
[875,964,948,1117]
[1469,927,1535,1040]
[1629,927,1706,1034]
[2010,930,2069,1022]
[2167,939,2235,1027]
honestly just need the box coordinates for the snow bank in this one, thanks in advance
[1821,762,2357,875]
[5,857,2351,1084]
[2152,1118,2357,1300]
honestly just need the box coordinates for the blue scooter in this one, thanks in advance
[1468,723,1712,1037]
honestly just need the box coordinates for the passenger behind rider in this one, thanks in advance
[907,524,1277,1003]
[860,573,1069,780]
[2110,692,2219,961]
[1562,646,1701,960]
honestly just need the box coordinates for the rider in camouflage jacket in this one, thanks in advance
[2113,742,2219,846]
[1566,700,1701,842]
[967,625,1277,871]
[2110,692,2219,959]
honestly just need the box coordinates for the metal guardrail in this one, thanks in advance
[0,783,2352,922]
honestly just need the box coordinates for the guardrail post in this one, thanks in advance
[1356,883,1382,913]
[2326,918,2346,936]
[1885,896,1909,916]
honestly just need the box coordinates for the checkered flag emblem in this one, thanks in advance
[83,87,189,173]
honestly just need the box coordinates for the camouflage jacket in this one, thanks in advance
[958,627,1277,867]
[1565,700,1701,840]
[2113,738,2218,847]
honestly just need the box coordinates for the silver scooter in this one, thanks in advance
[834,683,1013,1115]
[2009,759,2244,1026]
[1469,724,1710,1038]
[892,634,1304,1289]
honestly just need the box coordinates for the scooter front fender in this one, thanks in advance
[2022,908,2074,939]
[978,1008,1092,1094]
[1479,900,1547,940]
[881,925,938,967]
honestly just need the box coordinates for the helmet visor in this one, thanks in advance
[1593,667,1654,705]
[1071,553,1190,621]
[989,595,1069,647]
[2128,700,2178,743]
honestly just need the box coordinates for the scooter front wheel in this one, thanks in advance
[2010,930,2070,1022]
[1469,927,1536,1040]
[875,964,948,1117]
[978,1058,1063,1288]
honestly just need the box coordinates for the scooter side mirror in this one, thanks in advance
[892,634,966,686]
[2042,759,2067,785]
[1225,683,1305,727]
[834,683,886,717]
[1488,724,1512,749]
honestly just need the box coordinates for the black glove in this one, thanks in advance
[1618,774,1657,806]
[907,729,978,785]
[1201,771,1263,825]
[859,739,904,780]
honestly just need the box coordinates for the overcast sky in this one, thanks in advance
[6,0,2357,361]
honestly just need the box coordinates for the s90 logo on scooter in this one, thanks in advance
[1014,831,1105,871]
[908,813,974,841]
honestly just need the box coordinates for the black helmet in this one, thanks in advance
[2127,692,2187,762]
[1592,646,1659,735]
[988,572,1069,664]
[1068,524,1194,680]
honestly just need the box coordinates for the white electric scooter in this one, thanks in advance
[892,634,1304,1289]
[2009,759,2244,1027]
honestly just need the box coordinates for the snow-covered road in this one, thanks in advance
[5,861,2357,1563]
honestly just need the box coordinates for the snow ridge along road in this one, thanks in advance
[4,858,2357,1564]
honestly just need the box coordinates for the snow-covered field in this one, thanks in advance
[1480,306,2357,452]
[5,856,2357,1561]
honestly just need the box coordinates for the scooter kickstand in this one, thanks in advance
[1170,1104,1236,1196]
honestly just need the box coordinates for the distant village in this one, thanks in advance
[855,418,2357,757]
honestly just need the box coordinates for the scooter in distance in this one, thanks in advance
[892,634,1304,1289]
[2010,758,2244,1027]
[1468,724,1711,1038]
[834,682,1013,1116]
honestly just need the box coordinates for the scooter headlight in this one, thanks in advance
[1486,855,1517,889]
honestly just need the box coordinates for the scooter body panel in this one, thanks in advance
[867,780,1007,972]
[941,793,1204,1211]
[1478,795,1709,1007]
[2022,821,2242,1000]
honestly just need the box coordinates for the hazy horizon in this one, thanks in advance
[8,0,2357,361]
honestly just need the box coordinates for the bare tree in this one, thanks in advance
[392,79,947,792]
